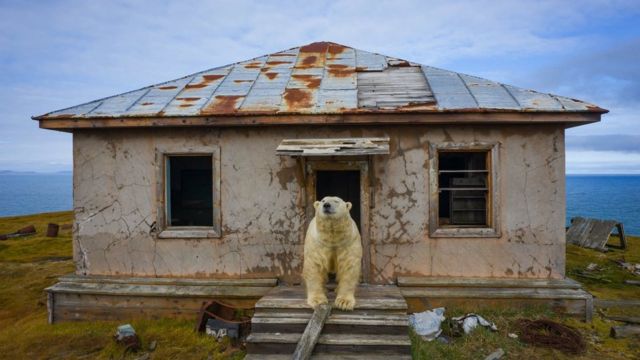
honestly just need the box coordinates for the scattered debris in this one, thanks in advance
[571,269,611,283]
[586,263,599,271]
[610,259,640,276]
[195,300,252,344]
[114,324,141,352]
[508,333,518,339]
[0,225,36,240]
[448,313,497,336]
[517,319,585,354]
[409,307,446,341]
[610,325,640,339]
[435,334,451,344]
[484,348,505,360]
[148,340,157,352]
[46,223,59,237]
[566,217,626,251]
[624,280,640,286]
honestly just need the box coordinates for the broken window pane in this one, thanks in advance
[438,151,489,226]
[167,155,213,227]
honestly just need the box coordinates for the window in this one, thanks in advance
[438,151,488,226]
[167,156,213,227]
[155,146,221,239]
[429,142,500,238]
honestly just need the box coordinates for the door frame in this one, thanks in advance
[305,159,371,283]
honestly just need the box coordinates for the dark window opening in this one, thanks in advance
[438,151,489,226]
[316,170,361,230]
[167,155,213,227]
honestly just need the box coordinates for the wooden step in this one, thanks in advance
[251,313,408,334]
[256,285,408,311]
[246,333,412,355]
[245,353,412,360]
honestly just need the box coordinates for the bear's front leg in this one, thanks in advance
[334,247,361,311]
[303,257,329,309]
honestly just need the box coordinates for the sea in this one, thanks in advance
[0,173,639,235]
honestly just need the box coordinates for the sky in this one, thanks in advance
[0,0,638,173]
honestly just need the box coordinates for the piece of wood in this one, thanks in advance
[624,280,640,286]
[397,276,583,289]
[292,304,331,360]
[594,299,640,308]
[566,217,625,251]
[606,316,640,325]
[610,325,640,339]
[484,348,505,360]
[46,223,59,237]
[58,273,277,287]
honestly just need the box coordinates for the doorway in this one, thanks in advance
[315,170,361,230]
[305,160,371,283]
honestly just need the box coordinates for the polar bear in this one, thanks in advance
[303,196,362,311]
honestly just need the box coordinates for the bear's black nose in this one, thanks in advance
[323,203,331,209]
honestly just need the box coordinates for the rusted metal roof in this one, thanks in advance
[34,41,607,121]
[276,137,390,156]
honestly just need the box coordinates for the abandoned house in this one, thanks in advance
[36,42,607,328]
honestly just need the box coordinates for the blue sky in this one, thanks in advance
[0,0,638,173]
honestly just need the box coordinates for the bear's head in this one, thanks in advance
[314,196,352,219]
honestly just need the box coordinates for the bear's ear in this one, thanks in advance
[346,202,352,211]
[314,201,321,209]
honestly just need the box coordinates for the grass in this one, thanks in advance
[0,211,639,359]
[0,211,244,360]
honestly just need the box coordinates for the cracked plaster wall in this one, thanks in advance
[73,124,565,284]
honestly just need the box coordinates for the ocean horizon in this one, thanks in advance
[1,172,639,235]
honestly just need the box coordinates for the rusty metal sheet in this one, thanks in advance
[163,67,232,116]
[88,89,150,117]
[127,77,194,115]
[35,41,607,121]
[458,74,520,110]
[421,66,478,110]
[355,49,387,71]
[503,85,563,111]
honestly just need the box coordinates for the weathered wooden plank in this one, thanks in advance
[293,304,331,360]
[397,276,583,289]
[606,316,640,324]
[595,299,640,308]
[610,325,640,339]
[58,274,277,287]
[400,287,592,300]
[566,217,624,251]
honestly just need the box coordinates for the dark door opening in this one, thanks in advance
[315,170,361,230]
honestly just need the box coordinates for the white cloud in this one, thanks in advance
[566,150,640,174]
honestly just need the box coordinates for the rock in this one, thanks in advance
[484,348,505,360]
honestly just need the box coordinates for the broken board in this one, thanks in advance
[566,217,626,251]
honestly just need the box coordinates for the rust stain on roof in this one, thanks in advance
[265,72,278,80]
[141,102,154,106]
[201,95,244,114]
[158,85,178,90]
[283,88,313,109]
[292,74,321,88]
[176,97,200,102]
[266,61,292,66]
[234,79,254,83]
[244,62,262,69]
[327,64,354,78]
[179,104,194,108]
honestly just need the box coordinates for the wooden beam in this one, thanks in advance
[292,304,331,360]
[610,325,640,339]
[37,112,602,131]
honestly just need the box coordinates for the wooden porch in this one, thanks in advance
[245,285,412,359]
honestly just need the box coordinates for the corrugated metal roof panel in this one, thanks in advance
[35,41,607,121]
[421,66,478,110]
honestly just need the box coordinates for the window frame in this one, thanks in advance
[428,142,500,238]
[155,145,221,239]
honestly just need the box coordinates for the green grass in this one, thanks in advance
[0,211,639,359]
[0,211,244,359]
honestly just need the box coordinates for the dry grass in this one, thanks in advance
[0,211,244,359]
[1,211,639,359]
